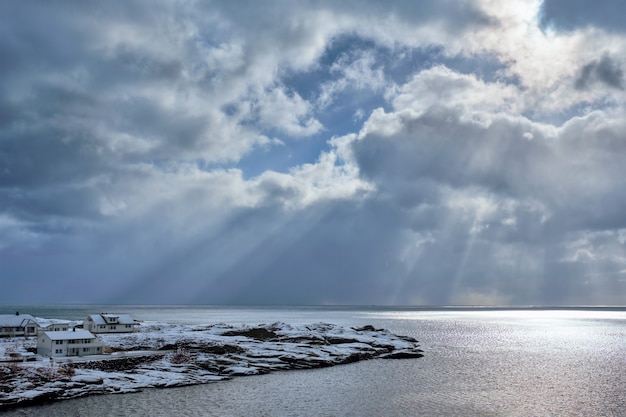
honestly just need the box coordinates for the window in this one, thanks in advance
[55,340,63,345]
[83,348,89,352]
[55,349,63,354]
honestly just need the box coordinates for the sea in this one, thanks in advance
[1,305,624,417]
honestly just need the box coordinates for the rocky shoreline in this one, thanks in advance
[0,322,422,410]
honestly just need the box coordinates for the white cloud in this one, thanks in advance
[318,50,388,108]
[254,86,323,137]
[252,150,373,209]
[390,65,519,116]
[467,0,626,115]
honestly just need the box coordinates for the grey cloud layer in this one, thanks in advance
[0,0,495,224]
[575,54,624,90]
[343,70,626,304]
[1,1,625,306]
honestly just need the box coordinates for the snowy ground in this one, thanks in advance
[0,321,422,409]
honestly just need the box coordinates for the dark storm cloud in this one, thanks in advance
[340,99,626,304]
[575,54,624,90]
[0,1,246,228]
[353,107,550,200]
[354,105,626,234]
[540,0,626,33]
[208,201,409,305]
[104,201,404,305]
[0,199,404,305]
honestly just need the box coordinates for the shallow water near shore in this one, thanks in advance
[2,306,625,416]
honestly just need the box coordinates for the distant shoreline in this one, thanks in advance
[2,304,624,311]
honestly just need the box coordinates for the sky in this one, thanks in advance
[1,0,625,306]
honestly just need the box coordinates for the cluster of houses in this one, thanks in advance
[0,312,137,360]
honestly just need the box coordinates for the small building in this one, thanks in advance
[0,313,38,337]
[84,313,137,334]
[37,329,104,358]
[37,318,70,333]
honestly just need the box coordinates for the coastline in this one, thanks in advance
[1,321,423,410]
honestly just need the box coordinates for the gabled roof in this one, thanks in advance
[86,314,106,325]
[36,318,71,328]
[0,314,37,327]
[43,329,96,340]
[87,313,135,325]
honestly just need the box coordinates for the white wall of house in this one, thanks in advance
[37,330,104,358]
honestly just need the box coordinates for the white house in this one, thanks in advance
[84,313,137,334]
[0,313,38,337]
[36,318,70,333]
[37,329,104,358]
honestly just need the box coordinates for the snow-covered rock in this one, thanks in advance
[0,321,422,410]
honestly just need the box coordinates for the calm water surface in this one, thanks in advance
[2,306,625,416]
